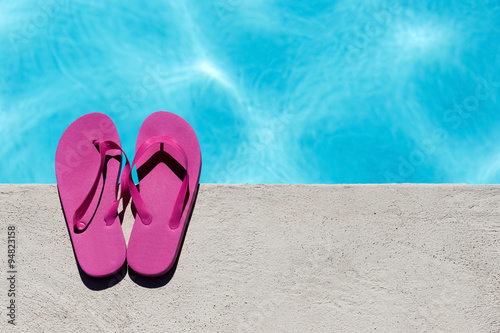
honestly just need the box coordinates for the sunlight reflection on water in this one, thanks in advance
[1,0,499,183]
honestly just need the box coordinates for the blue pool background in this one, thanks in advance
[1,0,499,184]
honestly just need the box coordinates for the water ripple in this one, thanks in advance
[1,0,499,184]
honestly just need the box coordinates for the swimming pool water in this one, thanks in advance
[1,1,499,184]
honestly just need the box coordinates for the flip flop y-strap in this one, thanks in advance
[129,135,189,228]
[73,140,131,232]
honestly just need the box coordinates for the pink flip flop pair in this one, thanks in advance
[55,112,201,278]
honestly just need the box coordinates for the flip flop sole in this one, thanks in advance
[56,113,126,278]
[127,111,201,277]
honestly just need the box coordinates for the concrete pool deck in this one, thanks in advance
[0,184,499,332]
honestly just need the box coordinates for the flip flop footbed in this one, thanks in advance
[127,111,201,277]
[56,113,126,277]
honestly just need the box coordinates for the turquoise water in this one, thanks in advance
[1,1,499,184]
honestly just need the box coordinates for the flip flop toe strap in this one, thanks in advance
[129,136,189,228]
[73,140,131,232]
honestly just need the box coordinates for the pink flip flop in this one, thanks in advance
[56,113,129,277]
[127,111,201,277]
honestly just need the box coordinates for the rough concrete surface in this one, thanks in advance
[0,184,499,332]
